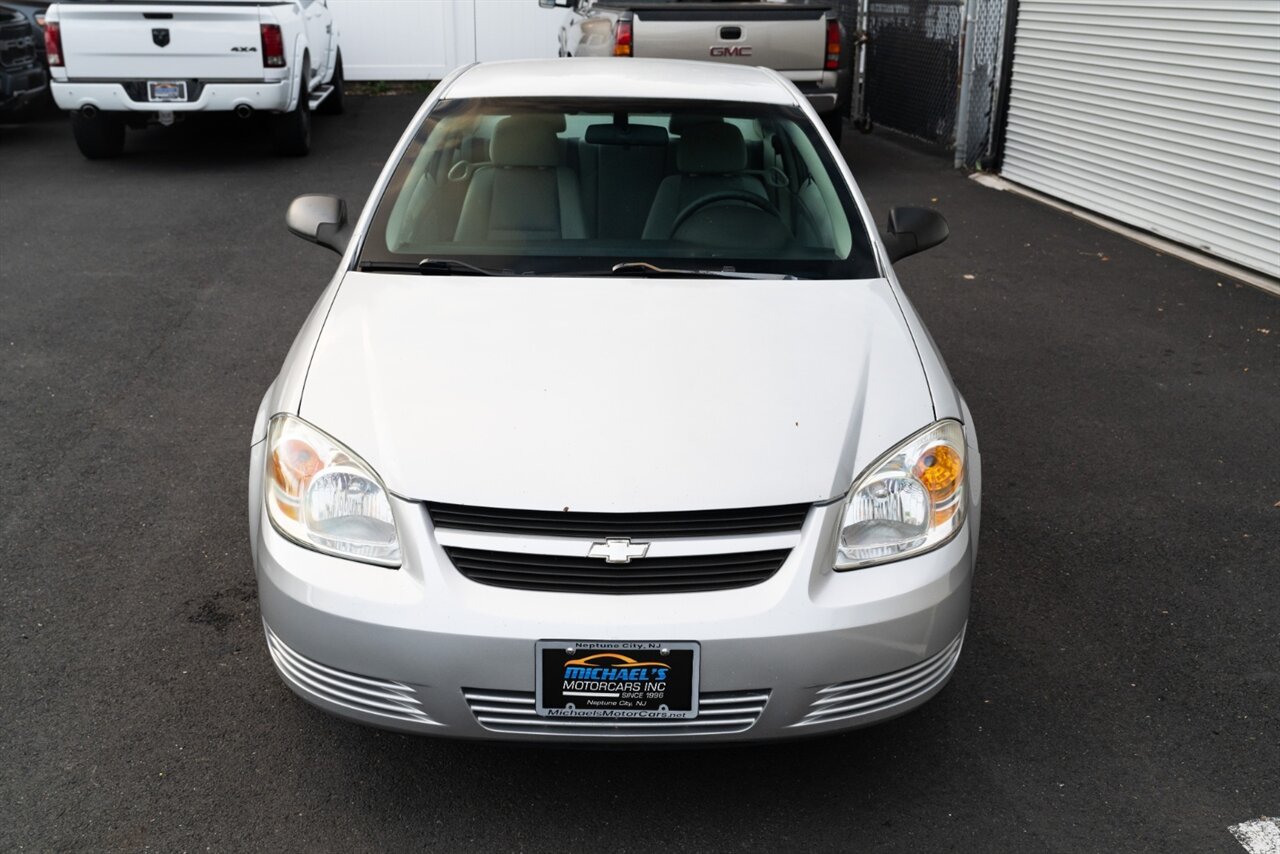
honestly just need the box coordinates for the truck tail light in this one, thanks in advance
[825,20,841,71]
[261,23,286,67]
[45,21,63,67]
[614,20,633,57]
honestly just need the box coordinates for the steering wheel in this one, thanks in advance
[670,190,786,235]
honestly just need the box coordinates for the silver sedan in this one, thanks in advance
[248,58,980,742]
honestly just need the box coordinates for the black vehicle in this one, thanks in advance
[0,3,47,114]
[2,0,45,64]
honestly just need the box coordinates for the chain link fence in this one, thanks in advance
[864,0,964,145]
[955,0,1010,167]
[828,0,1011,167]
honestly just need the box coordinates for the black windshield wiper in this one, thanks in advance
[582,261,797,280]
[417,258,513,276]
[358,259,514,276]
[360,259,797,279]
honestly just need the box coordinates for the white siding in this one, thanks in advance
[1001,0,1280,277]
[329,0,564,81]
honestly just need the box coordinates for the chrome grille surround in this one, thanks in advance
[264,624,439,727]
[463,688,770,737]
[791,626,967,728]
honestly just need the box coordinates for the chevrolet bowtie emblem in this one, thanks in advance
[587,538,650,564]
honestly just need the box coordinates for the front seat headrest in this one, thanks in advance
[676,122,747,174]
[491,115,562,168]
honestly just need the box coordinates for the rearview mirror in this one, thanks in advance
[881,206,949,263]
[538,0,573,8]
[286,194,351,256]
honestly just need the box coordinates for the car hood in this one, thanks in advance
[300,273,934,511]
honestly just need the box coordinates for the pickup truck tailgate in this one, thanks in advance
[56,3,274,79]
[632,3,827,72]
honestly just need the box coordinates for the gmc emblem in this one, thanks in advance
[709,45,752,57]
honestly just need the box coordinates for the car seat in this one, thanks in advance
[641,121,771,241]
[454,115,586,242]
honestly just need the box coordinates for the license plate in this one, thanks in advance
[536,640,699,720]
[147,80,187,102]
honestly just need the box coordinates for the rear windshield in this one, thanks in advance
[358,97,878,279]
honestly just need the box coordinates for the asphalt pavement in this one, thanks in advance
[1,99,1277,853]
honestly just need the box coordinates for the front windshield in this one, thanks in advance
[359,97,878,279]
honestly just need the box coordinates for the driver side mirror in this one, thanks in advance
[881,206,949,263]
[286,194,351,256]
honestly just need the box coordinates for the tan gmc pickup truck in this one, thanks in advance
[541,0,852,141]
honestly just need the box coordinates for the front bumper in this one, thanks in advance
[250,448,978,743]
[51,79,290,113]
[0,66,47,112]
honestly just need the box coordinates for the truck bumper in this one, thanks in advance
[803,91,838,112]
[782,70,840,114]
[51,79,291,113]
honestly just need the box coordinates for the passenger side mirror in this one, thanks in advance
[286,194,351,256]
[881,206,949,263]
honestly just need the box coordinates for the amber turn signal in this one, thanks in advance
[914,444,963,502]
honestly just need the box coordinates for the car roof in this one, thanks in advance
[443,58,800,106]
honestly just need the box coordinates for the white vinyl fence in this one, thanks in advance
[329,0,566,81]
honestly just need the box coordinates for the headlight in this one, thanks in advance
[835,420,967,570]
[264,414,401,567]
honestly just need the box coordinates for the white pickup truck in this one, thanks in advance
[542,0,852,141]
[43,0,342,158]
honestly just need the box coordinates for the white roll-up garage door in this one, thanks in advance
[1001,0,1280,278]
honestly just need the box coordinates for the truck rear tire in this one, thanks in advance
[70,111,126,159]
[317,52,344,116]
[273,64,312,157]
[822,110,844,146]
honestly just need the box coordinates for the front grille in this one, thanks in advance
[426,501,811,539]
[464,688,770,737]
[264,624,438,727]
[445,546,789,594]
[0,30,36,69]
[791,626,966,728]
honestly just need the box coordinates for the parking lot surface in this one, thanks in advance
[2,99,1277,853]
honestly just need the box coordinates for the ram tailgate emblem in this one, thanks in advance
[152,28,170,48]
